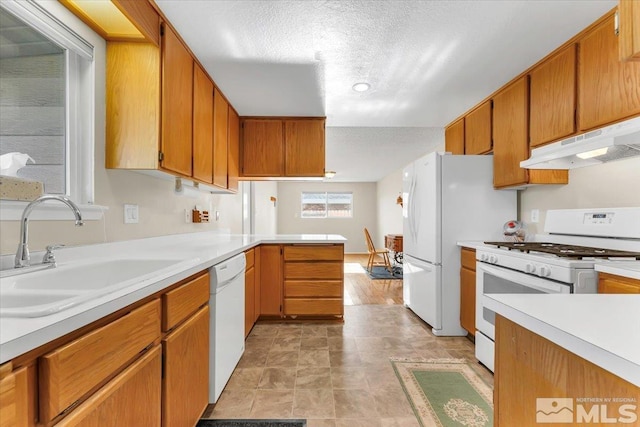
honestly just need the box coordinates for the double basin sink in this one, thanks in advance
[0,258,195,318]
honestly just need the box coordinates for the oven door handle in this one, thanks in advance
[477,263,569,294]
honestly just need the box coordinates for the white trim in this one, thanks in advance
[0,201,107,221]
[1,0,94,60]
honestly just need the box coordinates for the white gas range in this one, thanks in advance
[474,207,640,372]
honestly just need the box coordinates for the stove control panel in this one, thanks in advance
[583,212,614,225]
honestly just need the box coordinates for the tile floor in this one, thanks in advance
[203,304,494,426]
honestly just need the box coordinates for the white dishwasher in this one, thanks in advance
[209,252,246,403]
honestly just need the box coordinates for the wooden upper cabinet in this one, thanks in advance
[465,101,492,154]
[241,120,285,176]
[213,88,229,189]
[161,24,193,177]
[579,14,640,130]
[444,118,464,155]
[618,0,640,61]
[192,64,213,184]
[228,107,240,192]
[492,78,529,188]
[284,119,325,177]
[529,44,577,147]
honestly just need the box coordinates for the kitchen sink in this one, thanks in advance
[0,258,197,318]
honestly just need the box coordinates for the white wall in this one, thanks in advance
[0,1,242,255]
[519,157,640,234]
[253,181,278,234]
[277,181,377,253]
[375,166,404,248]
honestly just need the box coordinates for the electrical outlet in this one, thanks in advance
[531,209,540,223]
[184,209,192,223]
[124,204,138,224]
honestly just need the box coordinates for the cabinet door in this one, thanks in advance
[242,119,284,176]
[465,101,492,154]
[192,64,213,183]
[530,44,577,147]
[56,346,161,427]
[492,77,529,188]
[162,306,209,427]
[598,273,640,294]
[161,24,193,176]
[227,107,240,192]
[579,14,640,130]
[444,118,464,155]
[619,0,640,61]
[0,366,33,427]
[213,88,229,188]
[460,267,476,336]
[284,120,325,176]
[259,245,282,316]
[245,265,255,337]
[254,244,262,323]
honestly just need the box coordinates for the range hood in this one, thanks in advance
[521,116,640,169]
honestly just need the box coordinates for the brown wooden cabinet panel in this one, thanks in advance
[284,262,343,280]
[284,120,325,176]
[579,14,640,130]
[0,364,35,427]
[284,280,343,298]
[192,64,214,184]
[492,78,529,188]
[254,246,262,324]
[444,118,465,155]
[284,298,343,316]
[259,245,283,316]
[162,306,209,427]
[494,316,639,426]
[460,247,476,271]
[530,44,577,147]
[460,267,476,336]
[228,107,240,192]
[56,346,161,427]
[283,245,343,261]
[598,272,640,293]
[106,42,160,170]
[162,272,209,332]
[619,0,640,61]
[241,120,284,176]
[245,264,256,337]
[465,101,492,154]
[161,24,193,177]
[40,300,161,422]
[213,88,229,189]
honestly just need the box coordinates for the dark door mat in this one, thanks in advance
[197,420,306,427]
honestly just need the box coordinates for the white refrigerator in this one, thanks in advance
[402,152,516,336]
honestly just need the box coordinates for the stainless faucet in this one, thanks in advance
[15,195,84,268]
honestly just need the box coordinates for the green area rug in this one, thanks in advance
[392,358,493,427]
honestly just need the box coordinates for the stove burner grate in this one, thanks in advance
[483,242,640,259]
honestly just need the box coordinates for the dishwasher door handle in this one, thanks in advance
[216,270,245,292]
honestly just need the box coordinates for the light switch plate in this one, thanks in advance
[531,209,539,223]
[124,204,139,224]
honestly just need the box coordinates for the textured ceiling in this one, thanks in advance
[154,0,616,181]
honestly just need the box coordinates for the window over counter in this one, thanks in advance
[301,192,353,218]
[0,0,94,203]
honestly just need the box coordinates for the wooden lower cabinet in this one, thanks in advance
[598,272,640,293]
[459,247,476,336]
[259,245,283,317]
[494,316,640,426]
[0,365,34,427]
[245,248,256,337]
[162,306,209,427]
[56,346,162,427]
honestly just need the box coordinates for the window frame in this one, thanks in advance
[300,191,353,219]
[0,0,104,220]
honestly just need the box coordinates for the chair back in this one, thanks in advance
[363,228,375,253]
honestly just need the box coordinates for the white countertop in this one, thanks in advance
[484,294,640,387]
[595,261,640,280]
[456,241,488,250]
[0,232,346,363]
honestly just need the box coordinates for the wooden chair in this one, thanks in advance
[364,228,392,273]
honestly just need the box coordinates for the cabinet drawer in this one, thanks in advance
[598,273,640,294]
[56,345,161,427]
[40,299,161,422]
[284,280,343,298]
[461,248,476,271]
[162,272,210,331]
[245,248,255,269]
[283,245,343,261]
[284,262,342,280]
[284,298,343,316]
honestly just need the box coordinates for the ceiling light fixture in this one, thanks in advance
[352,82,370,92]
[324,170,336,179]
